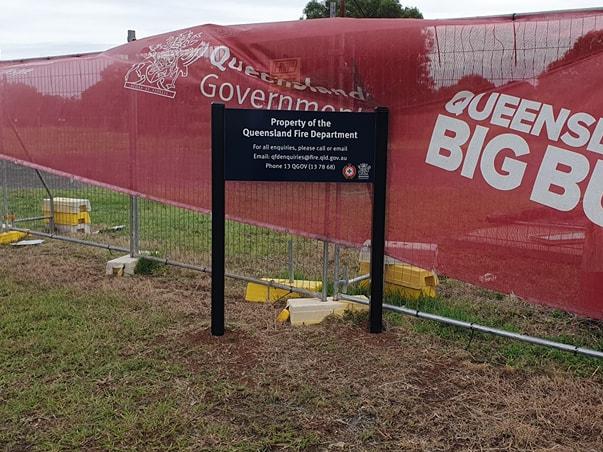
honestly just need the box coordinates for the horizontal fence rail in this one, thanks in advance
[339,294,603,360]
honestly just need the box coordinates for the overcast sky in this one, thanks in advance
[0,0,601,60]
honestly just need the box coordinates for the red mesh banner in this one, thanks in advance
[1,11,602,317]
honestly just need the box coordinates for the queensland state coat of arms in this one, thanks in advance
[124,31,208,98]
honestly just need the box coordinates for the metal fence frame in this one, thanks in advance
[2,159,602,360]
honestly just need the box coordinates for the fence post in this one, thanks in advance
[333,244,340,299]
[34,169,55,232]
[127,29,139,258]
[1,159,8,232]
[342,266,349,294]
[0,76,8,233]
[322,240,329,301]
[129,195,139,257]
[288,237,294,283]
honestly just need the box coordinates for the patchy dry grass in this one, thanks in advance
[1,241,602,451]
[345,281,603,378]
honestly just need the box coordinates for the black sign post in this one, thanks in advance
[211,103,225,336]
[370,107,389,334]
[211,104,389,336]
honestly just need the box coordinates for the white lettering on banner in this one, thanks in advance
[587,119,603,155]
[124,33,368,104]
[584,161,603,225]
[509,98,541,133]
[208,45,367,102]
[426,90,603,227]
[530,104,570,141]
[561,112,596,148]
[444,91,473,116]
[490,94,520,128]
[426,115,529,191]
[530,146,590,211]
[480,134,529,191]
[460,125,488,179]
[199,73,364,112]
[425,115,470,171]
[468,93,499,121]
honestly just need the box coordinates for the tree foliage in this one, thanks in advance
[302,0,422,19]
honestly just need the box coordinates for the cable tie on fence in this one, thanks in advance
[275,291,293,304]
[466,327,476,351]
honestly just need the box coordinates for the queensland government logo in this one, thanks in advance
[124,31,208,99]
[357,163,371,180]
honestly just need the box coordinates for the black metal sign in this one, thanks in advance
[224,109,376,182]
[211,104,389,337]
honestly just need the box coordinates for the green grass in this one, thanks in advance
[374,291,603,377]
[7,187,297,259]
[0,278,197,450]
[341,280,602,376]
[0,277,333,450]
[134,254,165,276]
[7,186,363,286]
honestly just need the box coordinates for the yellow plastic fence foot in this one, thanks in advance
[359,261,439,299]
[0,231,28,245]
[245,279,322,303]
[276,308,290,323]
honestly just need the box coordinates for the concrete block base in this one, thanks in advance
[286,296,368,326]
[106,255,139,276]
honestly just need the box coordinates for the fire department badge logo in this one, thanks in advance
[342,164,357,180]
[124,31,209,99]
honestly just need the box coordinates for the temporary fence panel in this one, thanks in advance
[0,11,602,318]
[1,160,348,296]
